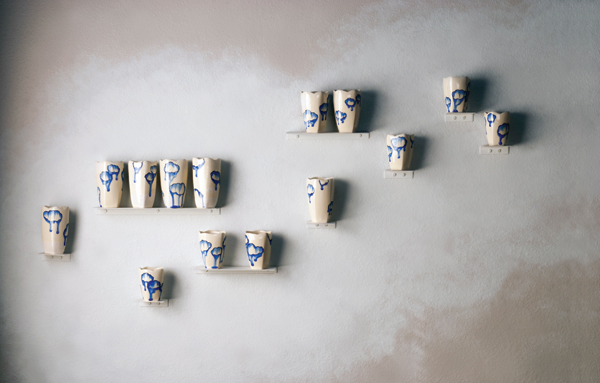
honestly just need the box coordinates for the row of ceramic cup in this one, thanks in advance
[301,90,361,133]
[444,76,510,146]
[96,158,221,209]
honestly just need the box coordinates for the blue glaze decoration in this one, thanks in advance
[145,165,158,197]
[307,184,315,203]
[452,89,466,112]
[267,233,272,245]
[43,210,63,234]
[221,236,227,264]
[210,247,222,269]
[327,201,333,216]
[345,97,356,111]
[319,103,328,121]
[121,166,125,191]
[199,240,212,268]
[147,279,162,301]
[303,110,318,129]
[445,97,451,113]
[387,146,393,162]
[63,223,69,246]
[391,137,407,159]
[356,94,361,106]
[97,187,102,207]
[210,171,220,191]
[169,183,186,208]
[193,159,205,177]
[100,171,112,192]
[497,123,509,145]
[107,164,120,182]
[335,111,347,124]
[194,188,205,208]
[164,162,180,184]
[245,238,264,267]
[410,136,414,149]
[140,273,153,292]
[487,113,496,127]
[132,162,143,183]
[318,180,329,190]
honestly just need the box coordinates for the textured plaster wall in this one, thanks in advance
[1,1,599,382]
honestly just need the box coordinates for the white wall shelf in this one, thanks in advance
[479,145,510,155]
[139,300,169,307]
[95,208,220,215]
[384,170,414,179]
[445,113,474,122]
[286,132,369,140]
[307,221,336,229]
[195,266,278,274]
[41,253,71,261]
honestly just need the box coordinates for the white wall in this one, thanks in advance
[1,1,599,382]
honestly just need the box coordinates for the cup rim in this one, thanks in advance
[246,230,272,235]
[333,89,361,93]
[199,230,226,235]
[43,205,69,210]
[193,157,220,162]
[139,267,163,271]
[307,176,334,181]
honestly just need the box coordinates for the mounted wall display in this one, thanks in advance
[128,160,158,208]
[484,112,510,146]
[307,177,335,224]
[41,206,69,255]
[198,230,227,269]
[96,161,124,208]
[192,158,221,209]
[443,77,474,122]
[301,91,329,133]
[159,159,188,208]
[386,134,414,171]
[245,231,272,270]
[333,89,361,133]
[139,267,164,302]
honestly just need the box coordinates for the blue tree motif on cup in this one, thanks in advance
[164,162,180,184]
[451,89,466,112]
[303,110,318,129]
[63,223,69,246]
[210,171,220,191]
[169,183,186,208]
[97,187,102,207]
[445,97,452,113]
[497,123,509,145]
[140,273,163,301]
[107,164,120,182]
[43,210,63,234]
[318,180,329,190]
[193,159,205,177]
[356,94,361,106]
[319,103,328,121]
[327,201,333,216]
[391,137,407,159]
[194,188,205,208]
[145,165,158,197]
[132,161,143,183]
[387,146,393,162]
[335,111,347,124]
[345,97,356,111]
[100,171,112,192]
[307,184,315,203]
[210,247,222,269]
[487,113,496,128]
[245,239,264,267]
[199,240,212,268]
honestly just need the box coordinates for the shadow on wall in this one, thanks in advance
[466,77,490,112]
[410,136,430,171]
[336,259,600,383]
[508,112,533,146]
[64,209,77,254]
[331,179,350,222]
[269,233,287,268]
[218,159,231,208]
[161,270,179,300]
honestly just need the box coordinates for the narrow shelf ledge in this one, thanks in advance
[286,132,370,140]
[307,221,336,229]
[195,266,278,274]
[445,113,474,122]
[384,170,414,179]
[95,208,221,215]
[40,253,71,261]
[139,300,169,307]
[479,145,510,155]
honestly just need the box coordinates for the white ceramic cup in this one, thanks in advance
[301,91,329,133]
[386,134,414,170]
[333,89,361,133]
[159,159,188,208]
[41,206,69,255]
[245,231,272,270]
[443,77,470,113]
[96,161,124,208]
[307,177,335,223]
[198,230,226,269]
[192,158,221,209]
[484,112,510,146]
[139,267,164,302]
[128,161,158,208]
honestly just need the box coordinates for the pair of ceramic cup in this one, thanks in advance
[386,134,415,170]
[96,158,221,209]
[301,90,361,133]
[307,177,334,223]
[41,206,69,255]
[199,230,273,270]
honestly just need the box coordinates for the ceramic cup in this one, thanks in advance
[484,112,510,146]
[443,77,470,113]
[307,177,335,223]
[301,91,329,133]
[198,230,226,269]
[245,231,272,270]
[41,206,69,255]
[387,134,415,171]
[192,158,221,209]
[96,161,124,208]
[159,159,188,208]
[139,267,164,302]
[128,161,158,208]
[333,89,361,133]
